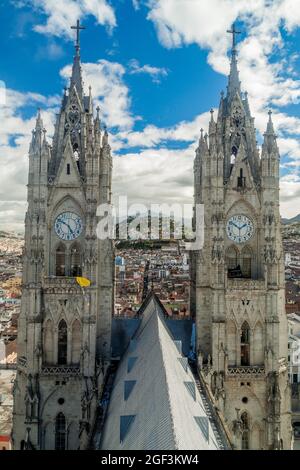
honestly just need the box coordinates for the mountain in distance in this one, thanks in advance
[282,214,300,225]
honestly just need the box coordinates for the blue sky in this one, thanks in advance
[1,0,300,231]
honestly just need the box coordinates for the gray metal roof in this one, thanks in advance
[100,295,226,450]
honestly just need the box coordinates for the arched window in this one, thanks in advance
[58,320,68,365]
[55,413,66,451]
[70,243,82,277]
[241,246,252,278]
[227,320,237,366]
[237,168,246,188]
[71,320,81,364]
[56,244,66,277]
[44,319,54,364]
[241,322,250,366]
[226,246,238,270]
[241,412,250,450]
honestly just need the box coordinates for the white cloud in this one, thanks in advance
[128,59,168,83]
[132,0,141,10]
[144,0,300,217]
[0,89,58,232]
[113,146,194,210]
[17,0,116,38]
[60,59,135,130]
[115,111,211,150]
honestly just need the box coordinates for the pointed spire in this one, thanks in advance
[35,108,43,130]
[209,108,216,134]
[226,23,242,100]
[70,21,86,97]
[243,91,251,116]
[266,110,275,135]
[263,110,278,156]
[95,106,101,129]
[198,128,209,155]
[102,125,109,147]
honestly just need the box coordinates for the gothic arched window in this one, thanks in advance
[241,322,250,366]
[56,244,66,277]
[58,320,68,365]
[71,319,81,364]
[226,246,240,279]
[70,243,82,277]
[44,319,54,364]
[226,246,238,270]
[241,412,250,450]
[241,246,252,278]
[55,413,66,451]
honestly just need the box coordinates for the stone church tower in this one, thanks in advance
[12,23,114,450]
[191,26,292,450]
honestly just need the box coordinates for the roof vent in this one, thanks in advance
[178,357,188,373]
[194,416,210,443]
[127,357,138,374]
[124,381,136,401]
[120,415,136,443]
[184,381,196,401]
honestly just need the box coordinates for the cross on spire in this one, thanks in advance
[227,23,241,52]
[71,20,86,51]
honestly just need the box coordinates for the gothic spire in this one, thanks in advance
[70,20,86,98]
[226,23,242,101]
[263,110,278,154]
[266,110,275,135]
[35,108,43,131]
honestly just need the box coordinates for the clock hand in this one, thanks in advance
[58,220,75,236]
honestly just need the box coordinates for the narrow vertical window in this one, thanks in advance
[56,244,66,277]
[55,413,66,450]
[58,320,68,365]
[241,412,250,450]
[241,322,250,366]
[70,243,82,277]
[67,164,71,175]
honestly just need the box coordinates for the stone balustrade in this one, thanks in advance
[227,366,265,376]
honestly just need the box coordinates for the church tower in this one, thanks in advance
[12,22,114,450]
[192,25,292,450]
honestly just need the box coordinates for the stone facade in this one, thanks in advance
[191,31,292,450]
[12,36,114,450]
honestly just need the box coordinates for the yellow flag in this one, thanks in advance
[76,277,91,288]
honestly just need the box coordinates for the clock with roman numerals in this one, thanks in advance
[226,215,254,244]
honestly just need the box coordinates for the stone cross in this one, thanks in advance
[227,23,241,50]
[71,20,86,50]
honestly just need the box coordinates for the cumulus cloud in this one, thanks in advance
[144,0,300,215]
[15,0,116,38]
[0,89,58,231]
[128,59,168,83]
[113,146,194,211]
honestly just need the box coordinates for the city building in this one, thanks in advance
[12,22,114,450]
[191,25,292,449]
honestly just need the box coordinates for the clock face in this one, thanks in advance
[55,212,83,241]
[226,215,254,244]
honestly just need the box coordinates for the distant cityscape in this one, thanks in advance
[0,219,300,448]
